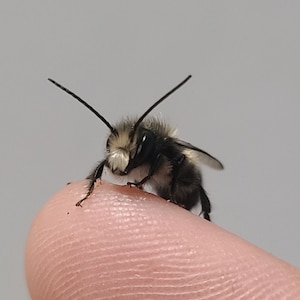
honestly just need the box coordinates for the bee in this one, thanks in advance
[48,75,223,221]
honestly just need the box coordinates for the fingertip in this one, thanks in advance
[25,180,300,300]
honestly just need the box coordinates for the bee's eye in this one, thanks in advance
[136,135,146,156]
[133,131,155,163]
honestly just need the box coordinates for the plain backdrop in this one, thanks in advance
[1,1,300,299]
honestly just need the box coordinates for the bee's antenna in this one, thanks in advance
[132,75,192,134]
[48,78,115,133]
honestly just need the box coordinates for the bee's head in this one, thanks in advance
[106,122,156,175]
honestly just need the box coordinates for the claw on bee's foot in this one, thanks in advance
[75,201,83,207]
[75,193,89,207]
[127,181,143,189]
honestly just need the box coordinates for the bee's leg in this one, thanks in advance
[76,159,106,207]
[198,186,211,221]
[127,154,162,188]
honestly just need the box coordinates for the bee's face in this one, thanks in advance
[106,126,155,175]
[106,129,134,175]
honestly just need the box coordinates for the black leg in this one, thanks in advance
[198,185,211,221]
[76,159,106,206]
[127,153,162,188]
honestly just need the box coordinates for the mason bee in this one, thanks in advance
[48,75,223,221]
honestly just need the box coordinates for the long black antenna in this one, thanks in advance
[48,78,115,132]
[132,75,192,134]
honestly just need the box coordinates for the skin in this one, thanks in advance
[25,181,300,299]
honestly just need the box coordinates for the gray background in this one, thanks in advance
[1,1,299,299]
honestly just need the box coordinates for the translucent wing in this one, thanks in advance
[175,140,224,170]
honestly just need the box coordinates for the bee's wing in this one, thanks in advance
[175,140,224,170]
